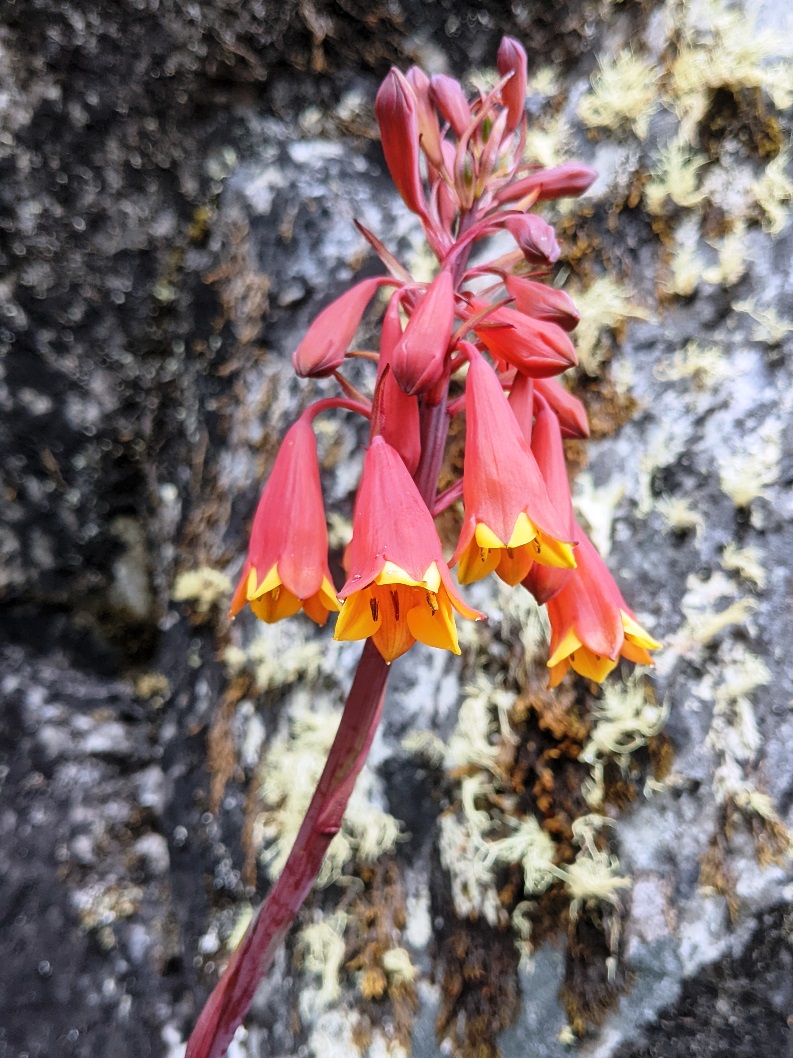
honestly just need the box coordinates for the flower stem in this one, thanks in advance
[186,641,389,1058]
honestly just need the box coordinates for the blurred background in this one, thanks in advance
[2,1,792,1056]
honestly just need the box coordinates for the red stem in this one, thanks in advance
[186,641,389,1058]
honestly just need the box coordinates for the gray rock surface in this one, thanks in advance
[2,1,792,1057]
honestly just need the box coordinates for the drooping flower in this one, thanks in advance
[229,418,339,625]
[453,347,576,586]
[545,524,660,686]
[335,436,482,662]
[293,277,393,378]
[504,214,561,265]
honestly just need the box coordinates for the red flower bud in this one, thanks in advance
[496,36,528,134]
[470,300,577,377]
[534,377,589,438]
[293,277,388,378]
[376,68,427,217]
[504,214,560,264]
[497,162,598,204]
[429,74,472,139]
[391,271,455,396]
[406,65,445,170]
[376,292,422,474]
[504,275,580,331]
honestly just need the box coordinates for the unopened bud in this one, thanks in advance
[505,275,580,331]
[392,271,455,396]
[293,277,386,378]
[496,36,528,135]
[406,66,444,170]
[505,214,561,265]
[498,162,598,204]
[376,69,427,217]
[429,74,472,139]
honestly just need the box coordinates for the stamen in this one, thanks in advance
[506,547,514,558]
[271,586,281,601]
[479,547,488,563]
[370,597,379,621]
[391,589,400,621]
[426,592,439,614]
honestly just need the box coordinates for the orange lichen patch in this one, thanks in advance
[207,673,253,814]
[344,859,418,1051]
[561,911,629,1036]
[435,923,520,1058]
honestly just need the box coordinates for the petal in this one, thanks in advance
[569,648,618,684]
[250,563,281,598]
[250,586,302,624]
[620,640,655,666]
[495,545,535,586]
[334,589,382,643]
[621,610,662,650]
[407,588,460,654]
[457,537,501,585]
[373,584,418,662]
[547,626,582,669]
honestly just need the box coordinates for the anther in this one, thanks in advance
[370,597,379,621]
[391,589,400,621]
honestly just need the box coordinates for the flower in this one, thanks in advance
[545,524,660,686]
[229,418,339,625]
[453,347,576,586]
[504,275,580,331]
[468,299,577,377]
[497,36,528,135]
[335,436,482,662]
[375,291,421,474]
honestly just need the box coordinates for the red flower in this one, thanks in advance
[496,162,598,205]
[376,291,421,474]
[504,214,561,265]
[504,275,580,331]
[335,437,482,662]
[453,348,576,586]
[293,277,392,378]
[429,74,472,139]
[229,418,339,625]
[545,524,660,686]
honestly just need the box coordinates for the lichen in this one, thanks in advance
[570,277,651,376]
[172,566,232,614]
[578,50,661,140]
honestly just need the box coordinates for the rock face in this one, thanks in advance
[1,2,792,1058]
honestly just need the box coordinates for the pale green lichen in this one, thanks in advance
[733,298,793,345]
[297,912,349,1009]
[570,277,651,376]
[657,495,705,537]
[654,340,728,390]
[577,50,661,139]
[573,472,625,559]
[718,421,780,507]
[172,566,232,614]
[752,152,793,234]
[644,138,708,214]
[720,543,766,589]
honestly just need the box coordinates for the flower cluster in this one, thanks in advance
[231,38,659,682]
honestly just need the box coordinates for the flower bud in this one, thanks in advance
[496,36,528,134]
[505,275,580,331]
[406,65,444,170]
[534,378,589,438]
[504,214,560,265]
[293,277,386,378]
[497,162,598,204]
[376,292,421,473]
[429,74,472,139]
[392,271,455,396]
[376,68,427,217]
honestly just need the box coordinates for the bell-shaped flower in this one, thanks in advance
[453,347,576,586]
[375,292,421,474]
[391,270,455,396]
[293,277,390,378]
[504,275,580,331]
[521,401,577,604]
[545,524,660,686]
[469,300,577,377]
[504,214,561,265]
[376,68,427,218]
[335,437,482,662]
[497,36,528,135]
[229,418,340,625]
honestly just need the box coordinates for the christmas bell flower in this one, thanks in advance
[453,346,576,587]
[376,68,427,218]
[497,36,528,135]
[293,277,394,378]
[504,275,580,332]
[229,417,340,625]
[335,436,482,663]
[521,400,577,604]
[545,524,661,686]
[469,299,577,377]
[391,270,455,396]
